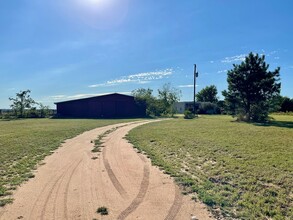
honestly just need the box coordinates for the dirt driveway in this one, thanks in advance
[0,121,213,220]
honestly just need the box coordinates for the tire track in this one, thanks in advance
[164,186,183,220]
[102,122,150,197]
[40,172,66,220]
[1,121,215,220]
[40,160,82,220]
[102,151,128,198]
[117,164,150,220]
[29,161,75,220]
[102,134,128,198]
[52,171,68,219]
[63,159,83,220]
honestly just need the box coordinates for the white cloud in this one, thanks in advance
[67,93,107,99]
[267,50,277,56]
[49,93,102,101]
[210,61,214,64]
[217,69,228,74]
[221,54,246,63]
[220,50,280,64]
[89,68,174,88]
[48,92,132,102]
[49,95,66,100]
[178,84,197,88]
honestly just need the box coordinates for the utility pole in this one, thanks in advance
[193,64,198,114]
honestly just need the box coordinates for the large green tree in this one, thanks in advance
[196,85,218,103]
[222,52,281,122]
[132,88,160,116]
[158,83,181,116]
[9,90,36,118]
[132,83,181,117]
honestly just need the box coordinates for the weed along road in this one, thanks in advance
[0,121,213,220]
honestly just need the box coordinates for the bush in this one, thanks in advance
[184,110,195,119]
[97,206,108,215]
[197,102,220,114]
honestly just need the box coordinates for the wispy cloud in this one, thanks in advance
[49,92,132,102]
[49,95,67,100]
[221,54,246,63]
[89,68,174,88]
[68,94,106,99]
[266,50,277,56]
[49,94,101,101]
[178,84,196,88]
[217,69,228,74]
[220,50,280,64]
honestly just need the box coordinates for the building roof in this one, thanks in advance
[54,93,134,104]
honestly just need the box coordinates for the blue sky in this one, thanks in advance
[0,0,292,108]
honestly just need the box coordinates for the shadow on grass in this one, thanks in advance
[253,120,293,129]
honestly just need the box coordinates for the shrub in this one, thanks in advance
[197,102,219,114]
[97,206,108,215]
[184,110,195,119]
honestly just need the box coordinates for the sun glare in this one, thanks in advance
[72,0,128,29]
[86,0,104,5]
[79,0,113,8]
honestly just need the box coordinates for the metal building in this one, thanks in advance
[55,93,146,118]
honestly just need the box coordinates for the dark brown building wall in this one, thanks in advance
[55,93,146,118]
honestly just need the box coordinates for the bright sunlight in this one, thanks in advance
[78,0,114,8]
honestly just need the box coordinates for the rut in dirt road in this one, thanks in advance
[0,121,214,220]
[117,164,150,220]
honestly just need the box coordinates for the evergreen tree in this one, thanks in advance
[222,52,281,122]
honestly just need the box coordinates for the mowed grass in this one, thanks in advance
[127,115,293,219]
[0,118,137,206]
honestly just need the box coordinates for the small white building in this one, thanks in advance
[173,101,200,114]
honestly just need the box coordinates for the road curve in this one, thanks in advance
[0,121,213,220]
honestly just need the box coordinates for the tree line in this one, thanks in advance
[133,52,291,122]
[191,53,291,122]
[1,90,52,119]
[132,83,181,117]
[3,53,291,122]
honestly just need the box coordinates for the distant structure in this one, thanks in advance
[55,93,146,118]
[173,101,200,114]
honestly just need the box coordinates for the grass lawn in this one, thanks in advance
[127,115,293,219]
[0,118,137,206]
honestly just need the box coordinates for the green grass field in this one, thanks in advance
[127,115,293,219]
[0,118,137,206]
